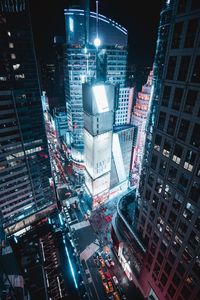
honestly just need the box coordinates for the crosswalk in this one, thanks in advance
[80,242,99,262]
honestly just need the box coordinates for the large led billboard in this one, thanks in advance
[84,130,112,179]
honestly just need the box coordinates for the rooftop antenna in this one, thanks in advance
[94,0,101,48]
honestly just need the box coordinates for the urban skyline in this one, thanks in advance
[0,0,200,300]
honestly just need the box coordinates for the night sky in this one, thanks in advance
[29,0,163,67]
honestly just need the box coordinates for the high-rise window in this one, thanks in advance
[178,56,191,81]
[183,90,198,114]
[191,56,200,83]
[177,118,190,141]
[171,87,183,110]
[184,19,198,48]
[172,22,183,48]
[166,56,177,80]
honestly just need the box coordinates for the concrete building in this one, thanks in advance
[111,1,200,299]
[83,82,115,208]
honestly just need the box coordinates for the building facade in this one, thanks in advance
[64,8,128,165]
[131,70,153,187]
[0,0,56,235]
[83,82,115,208]
[111,1,200,299]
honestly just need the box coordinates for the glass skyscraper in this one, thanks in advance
[0,0,55,235]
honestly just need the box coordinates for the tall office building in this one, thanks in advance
[111,1,200,299]
[0,0,55,235]
[114,87,134,126]
[64,8,128,166]
[131,70,153,187]
[83,82,115,208]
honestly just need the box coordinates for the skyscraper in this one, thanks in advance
[0,0,55,235]
[111,1,200,299]
[83,82,115,207]
[64,7,128,167]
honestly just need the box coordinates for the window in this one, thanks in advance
[162,85,171,106]
[150,210,155,221]
[168,251,176,264]
[184,150,196,171]
[155,177,163,194]
[172,87,183,110]
[166,56,177,80]
[177,262,185,276]
[168,211,177,227]
[153,233,159,243]
[161,240,168,253]
[189,181,200,203]
[164,262,172,275]
[178,119,190,141]
[159,159,167,177]
[181,286,190,300]
[172,22,183,48]
[190,123,200,148]
[192,258,200,277]
[153,263,160,277]
[157,111,166,130]
[9,42,14,48]
[177,221,188,237]
[152,194,159,208]
[188,231,199,250]
[163,139,171,157]
[183,90,198,114]
[173,235,182,252]
[177,0,187,13]
[191,56,200,83]
[148,172,155,187]
[178,173,189,192]
[173,144,183,164]
[154,134,162,151]
[11,53,16,59]
[157,217,164,232]
[172,193,183,212]
[194,216,200,232]
[183,202,195,221]
[145,188,151,201]
[191,0,200,10]
[168,284,176,297]
[157,252,164,265]
[167,115,177,135]
[160,202,167,218]
[173,273,181,287]
[161,273,167,286]
[184,19,198,48]
[168,166,177,183]
[178,56,191,81]
[151,153,158,170]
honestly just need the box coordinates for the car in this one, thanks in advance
[113,292,121,300]
[112,276,119,286]
[98,269,105,280]
[122,295,127,300]
[108,281,114,292]
[105,259,110,268]
[105,271,111,280]
[103,282,110,294]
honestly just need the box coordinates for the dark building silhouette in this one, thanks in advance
[111,1,200,299]
[0,0,56,235]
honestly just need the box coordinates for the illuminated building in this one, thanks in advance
[110,125,137,198]
[53,106,68,144]
[112,1,200,300]
[131,70,153,186]
[64,7,128,167]
[0,0,56,235]
[115,87,134,126]
[83,82,115,208]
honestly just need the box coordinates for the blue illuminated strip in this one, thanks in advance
[63,237,78,289]
[58,213,64,226]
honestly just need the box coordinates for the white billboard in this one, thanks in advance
[84,130,112,179]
